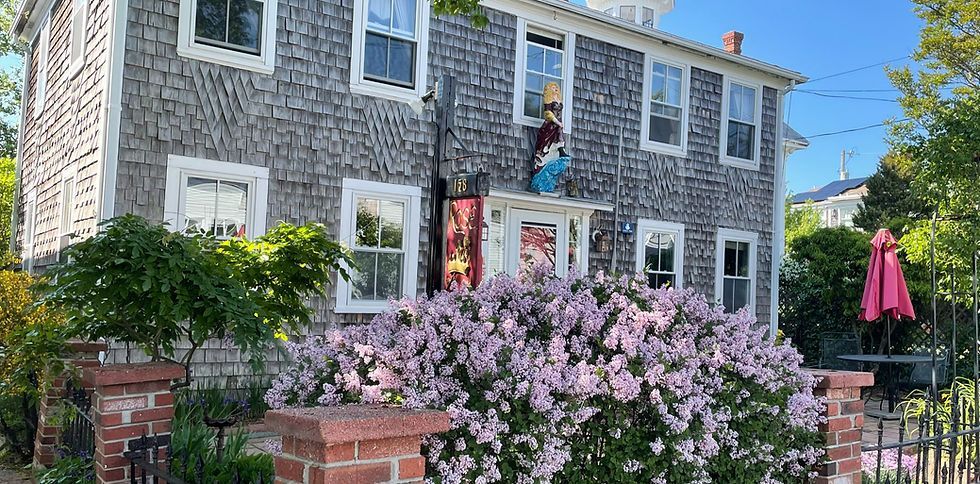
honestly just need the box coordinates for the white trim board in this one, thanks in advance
[97,0,129,223]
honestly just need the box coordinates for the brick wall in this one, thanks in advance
[807,369,874,484]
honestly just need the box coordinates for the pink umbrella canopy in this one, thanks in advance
[859,229,916,322]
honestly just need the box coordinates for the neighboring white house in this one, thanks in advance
[791,177,868,228]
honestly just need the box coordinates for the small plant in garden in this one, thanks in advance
[267,269,824,483]
[36,452,94,484]
[860,449,916,483]
[41,215,352,384]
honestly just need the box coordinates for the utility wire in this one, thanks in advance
[796,90,899,102]
[803,118,910,139]
[807,55,911,83]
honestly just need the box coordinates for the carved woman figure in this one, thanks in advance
[530,82,571,193]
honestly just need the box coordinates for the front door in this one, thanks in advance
[507,209,569,277]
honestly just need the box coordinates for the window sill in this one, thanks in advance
[334,302,389,314]
[639,141,687,158]
[720,156,760,171]
[176,43,274,75]
[68,58,84,80]
[349,80,422,105]
[513,114,572,134]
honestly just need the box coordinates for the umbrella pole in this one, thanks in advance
[886,315,892,358]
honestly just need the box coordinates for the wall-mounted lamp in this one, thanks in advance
[482,221,489,242]
[592,230,611,253]
[566,179,580,198]
[409,88,438,115]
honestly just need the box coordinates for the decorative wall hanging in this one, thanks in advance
[445,197,484,289]
[530,82,572,193]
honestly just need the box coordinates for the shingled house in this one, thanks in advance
[9,0,806,377]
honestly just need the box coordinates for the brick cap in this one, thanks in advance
[805,369,874,389]
[66,340,108,354]
[265,405,450,444]
[83,362,185,387]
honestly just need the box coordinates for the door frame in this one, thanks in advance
[506,209,569,276]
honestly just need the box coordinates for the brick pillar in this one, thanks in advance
[265,405,451,484]
[34,340,107,468]
[83,362,184,484]
[806,369,874,484]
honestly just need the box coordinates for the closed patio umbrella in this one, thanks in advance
[859,229,916,356]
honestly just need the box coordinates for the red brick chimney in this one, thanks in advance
[722,31,744,55]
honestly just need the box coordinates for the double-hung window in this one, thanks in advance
[513,20,574,130]
[33,16,50,119]
[336,179,421,313]
[722,79,762,168]
[177,0,278,73]
[641,57,688,155]
[351,0,429,102]
[715,228,757,313]
[635,220,684,289]
[163,155,269,239]
[68,0,87,77]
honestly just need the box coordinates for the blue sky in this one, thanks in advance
[656,0,923,194]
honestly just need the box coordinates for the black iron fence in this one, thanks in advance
[124,430,271,483]
[60,379,95,461]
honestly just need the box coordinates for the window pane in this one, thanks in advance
[519,223,557,275]
[367,0,392,31]
[226,0,263,52]
[568,215,582,270]
[523,91,542,118]
[649,273,674,288]
[641,7,655,27]
[355,198,380,248]
[659,233,675,272]
[526,44,545,73]
[728,83,741,120]
[215,180,248,238]
[364,33,388,79]
[727,121,755,160]
[619,5,635,20]
[736,241,750,277]
[545,50,562,77]
[649,115,680,145]
[666,74,682,106]
[386,38,414,84]
[723,278,735,312]
[351,251,378,300]
[651,63,666,102]
[734,279,749,310]
[376,252,404,299]
[741,85,756,122]
[724,240,738,276]
[184,177,218,234]
[195,0,228,44]
[526,31,562,50]
[391,0,416,37]
[526,73,544,93]
[379,199,405,249]
[486,208,505,276]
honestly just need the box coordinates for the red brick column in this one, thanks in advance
[265,405,451,484]
[83,362,184,484]
[34,340,107,468]
[806,369,875,484]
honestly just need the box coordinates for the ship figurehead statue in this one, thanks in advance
[530,82,572,193]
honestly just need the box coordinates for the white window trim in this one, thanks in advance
[33,15,50,120]
[349,0,431,104]
[176,0,279,75]
[67,0,88,78]
[335,178,422,314]
[720,77,764,170]
[512,19,575,133]
[59,172,77,236]
[23,193,37,273]
[639,55,689,157]
[634,219,684,289]
[163,155,270,238]
[714,227,758,313]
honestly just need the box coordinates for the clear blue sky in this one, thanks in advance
[655,0,923,194]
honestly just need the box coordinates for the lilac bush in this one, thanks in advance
[267,270,824,483]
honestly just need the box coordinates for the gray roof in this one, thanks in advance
[784,123,809,147]
[791,177,868,204]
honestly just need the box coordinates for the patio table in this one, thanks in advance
[837,354,935,413]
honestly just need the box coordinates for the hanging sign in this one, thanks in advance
[445,197,484,290]
[447,172,490,199]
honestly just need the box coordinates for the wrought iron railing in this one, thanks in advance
[60,379,95,461]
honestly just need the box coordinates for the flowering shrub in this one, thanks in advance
[267,270,824,483]
[860,449,916,482]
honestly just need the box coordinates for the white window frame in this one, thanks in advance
[714,227,758,313]
[335,178,422,314]
[33,15,50,120]
[68,0,88,78]
[639,55,689,157]
[634,219,684,289]
[349,0,431,103]
[513,19,575,133]
[720,77,763,170]
[163,155,270,239]
[60,174,76,237]
[176,0,279,74]
[506,209,569,277]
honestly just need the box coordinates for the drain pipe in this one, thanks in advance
[610,126,624,274]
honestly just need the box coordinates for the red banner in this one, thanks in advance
[445,197,484,290]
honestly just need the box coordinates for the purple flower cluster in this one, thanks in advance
[861,449,917,475]
[266,271,824,482]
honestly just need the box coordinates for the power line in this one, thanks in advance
[796,90,899,102]
[807,55,911,83]
[803,119,910,139]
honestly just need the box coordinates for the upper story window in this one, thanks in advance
[640,57,688,155]
[32,15,50,120]
[350,0,430,103]
[715,228,757,313]
[635,220,684,289]
[164,155,269,239]
[336,179,421,313]
[68,0,88,77]
[177,0,279,74]
[513,20,574,131]
[721,79,762,169]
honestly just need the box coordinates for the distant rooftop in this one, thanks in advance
[791,177,868,204]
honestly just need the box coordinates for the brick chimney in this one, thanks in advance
[722,31,744,55]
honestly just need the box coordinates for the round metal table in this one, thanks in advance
[837,354,937,412]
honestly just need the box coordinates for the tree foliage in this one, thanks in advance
[784,198,821,252]
[41,216,353,382]
[0,0,24,158]
[852,153,925,238]
[0,157,12,256]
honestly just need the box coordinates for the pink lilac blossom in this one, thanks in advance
[266,270,823,483]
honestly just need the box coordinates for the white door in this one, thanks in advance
[506,209,569,277]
